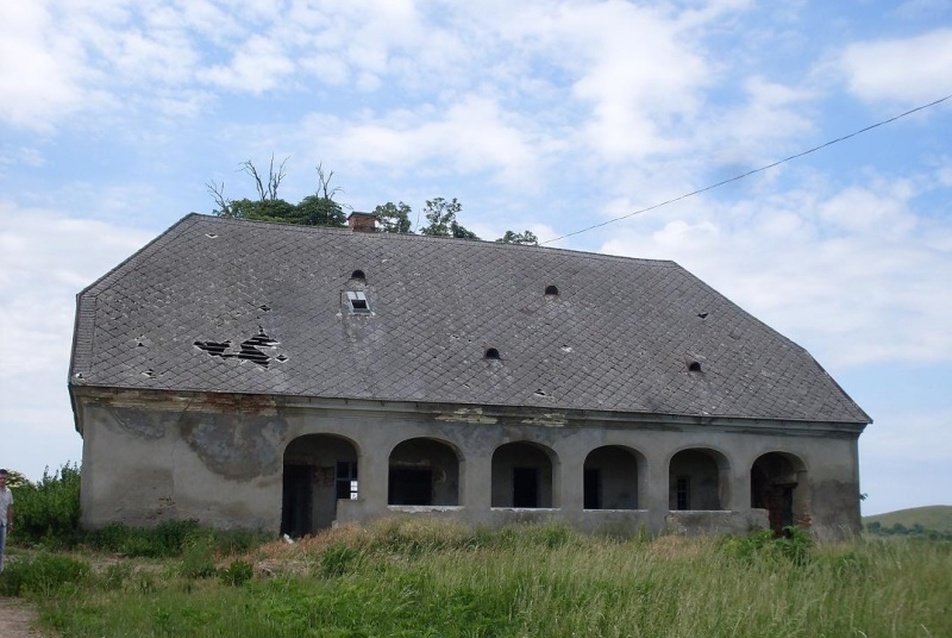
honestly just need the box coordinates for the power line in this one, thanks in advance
[542,93,952,245]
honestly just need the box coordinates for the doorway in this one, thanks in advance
[282,434,358,536]
[281,465,312,538]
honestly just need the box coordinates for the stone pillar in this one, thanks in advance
[644,450,670,534]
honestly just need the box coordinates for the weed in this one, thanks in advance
[98,561,134,591]
[220,559,254,586]
[320,544,363,577]
[179,536,218,579]
[0,552,90,596]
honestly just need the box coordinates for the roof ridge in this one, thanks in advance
[188,213,678,267]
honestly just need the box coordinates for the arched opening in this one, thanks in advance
[282,434,358,537]
[751,452,808,535]
[491,441,557,508]
[388,438,461,506]
[668,448,730,510]
[583,445,643,510]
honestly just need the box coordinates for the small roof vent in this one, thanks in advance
[544,285,559,296]
[345,291,371,314]
[688,361,702,372]
[351,269,366,282]
[484,347,501,360]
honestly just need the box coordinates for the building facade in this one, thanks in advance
[70,214,870,539]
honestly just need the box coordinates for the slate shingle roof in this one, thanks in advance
[70,214,870,423]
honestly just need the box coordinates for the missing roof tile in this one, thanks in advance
[194,329,282,367]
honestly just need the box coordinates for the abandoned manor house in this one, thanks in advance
[69,213,871,539]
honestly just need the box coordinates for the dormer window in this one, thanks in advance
[346,291,370,314]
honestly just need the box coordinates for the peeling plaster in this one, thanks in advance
[435,407,498,424]
[112,407,170,440]
[180,413,288,479]
[520,413,568,427]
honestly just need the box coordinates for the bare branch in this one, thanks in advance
[240,160,267,201]
[206,180,232,217]
[268,155,288,200]
[316,162,342,200]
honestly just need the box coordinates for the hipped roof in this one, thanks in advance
[70,214,870,424]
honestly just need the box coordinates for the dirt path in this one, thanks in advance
[0,597,44,638]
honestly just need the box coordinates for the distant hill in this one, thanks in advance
[863,506,952,534]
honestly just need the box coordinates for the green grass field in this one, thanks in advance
[863,505,952,534]
[3,519,950,638]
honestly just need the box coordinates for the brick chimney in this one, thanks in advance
[347,212,377,233]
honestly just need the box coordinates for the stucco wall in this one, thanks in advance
[76,390,864,539]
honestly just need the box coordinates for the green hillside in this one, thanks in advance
[863,505,952,534]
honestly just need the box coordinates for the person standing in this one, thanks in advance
[0,469,13,572]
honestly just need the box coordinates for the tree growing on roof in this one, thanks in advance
[373,201,414,234]
[419,197,478,239]
[496,229,539,245]
[208,158,345,227]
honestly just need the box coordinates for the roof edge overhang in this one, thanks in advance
[68,386,870,438]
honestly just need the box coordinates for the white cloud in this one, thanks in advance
[0,3,90,131]
[839,28,952,104]
[599,171,952,369]
[201,34,295,92]
[324,95,544,189]
[531,2,715,160]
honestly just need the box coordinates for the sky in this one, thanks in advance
[1,0,950,517]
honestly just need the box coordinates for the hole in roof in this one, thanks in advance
[688,361,702,372]
[194,330,281,368]
[544,285,560,296]
[351,269,366,281]
[485,347,501,360]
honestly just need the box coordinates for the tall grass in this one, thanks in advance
[10,519,951,638]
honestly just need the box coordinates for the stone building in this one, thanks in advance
[69,213,870,539]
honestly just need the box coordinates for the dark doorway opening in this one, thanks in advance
[584,468,601,509]
[281,465,312,538]
[389,468,433,505]
[751,452,805,536]
[513,467,539,507]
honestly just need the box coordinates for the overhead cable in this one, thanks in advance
[542,93,952,245]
